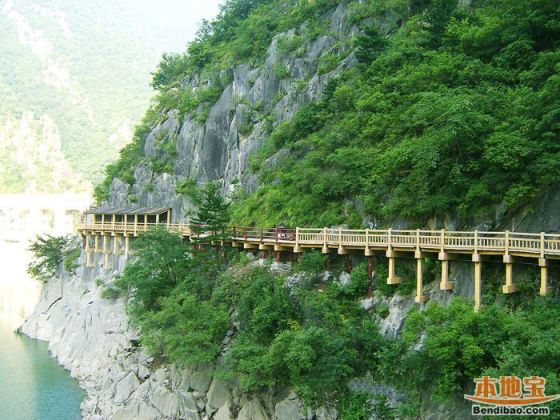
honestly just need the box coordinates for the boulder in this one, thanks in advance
[190,364,213,392]
[238,399,269,420]
[214,403,233,420]
[114,372,140,404]
[274,392,304,419]
[207,378,232,409]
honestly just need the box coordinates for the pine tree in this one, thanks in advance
[190,182,230,242]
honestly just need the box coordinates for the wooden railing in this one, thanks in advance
[78,222,193,237]
[77,222,560,259]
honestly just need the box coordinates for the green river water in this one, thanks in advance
[0,319,85,420]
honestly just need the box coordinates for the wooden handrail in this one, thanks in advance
[76,222,560,258]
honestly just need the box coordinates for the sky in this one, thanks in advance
[120,0,224,53]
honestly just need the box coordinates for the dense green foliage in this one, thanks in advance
[189,182,231,241]
[150,0,340,91]
[232,0,560,227]
[380,299,560,416]
[224,268,380,406]
[27,235,81,282]
[116,229,560,416]
[114,228,231,365]
[115,229,381,407]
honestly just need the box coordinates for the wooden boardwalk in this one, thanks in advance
[78,222,557,311]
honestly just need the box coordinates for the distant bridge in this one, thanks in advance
[78,207,557,312]
[0,193,90,241]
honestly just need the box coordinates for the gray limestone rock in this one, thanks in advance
[238,399,269,420]
[214,403,233,420]
[114,372,140,404]
[274,392,304,420]
[190,364,214,393]
[207,378,232,410]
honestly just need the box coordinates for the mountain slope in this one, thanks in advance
[0,0,164,192]
[97,0,560,231]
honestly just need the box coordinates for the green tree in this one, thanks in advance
[190,182,231,241]
[27,235,80,282]
[115,227,191,316]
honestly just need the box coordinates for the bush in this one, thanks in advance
[339,391,373,420]
[375,302,390,319]
[295,250,325,284]
[379,298,560,413]
[28,235,81,282]
[115,227,231,366]
[227,269,383,407]
[231,0,560,228]
[101,286,121,300]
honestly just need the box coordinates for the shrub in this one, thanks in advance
[339,391,374,420]
[375,302,390,319]
[227,270,383,407]
[272,63,291,79]
[101,286,121,300]
[27,235,81,282]
[176,178,200,201]
[295,250,325,284]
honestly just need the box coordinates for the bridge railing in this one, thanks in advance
[77,222,193,237]
[78,221,560,258]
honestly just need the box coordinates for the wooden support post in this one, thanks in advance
[134,214,138,236]
[367,256,373,297]
[473,253,482,312]
[538,233,551,296]
[101,214,105,230]
[502,256,517,294]
[322,227,328,254]
[539,258,550,296]
[156,213,160,224]
[124,236,130,257]
[346,255,352,273]
[387,254,398,284]
[439,252,453,290]
[113,235,120,255]
[144,215,147,231]
[337,227,347,254]
[94,235,100,253]
[85,234,93,267]
[103,235,111,268]
[386,228,400,284]
[167,210,171,228]
[294,227,302,253]
[326,254,331,272]
[502,231,517,294]
[386,249,401,284]
[415,250,428,303]
[260,250,268,260]
[275,251,281,263]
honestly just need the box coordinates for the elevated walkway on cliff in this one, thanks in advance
[78,207,558,311]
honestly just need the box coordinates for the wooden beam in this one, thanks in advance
[415,251,428,303]
[473,253,482,312]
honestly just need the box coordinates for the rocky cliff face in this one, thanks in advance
[21,252,349,419]
[105,2,367,222]
[21,247,480,419]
